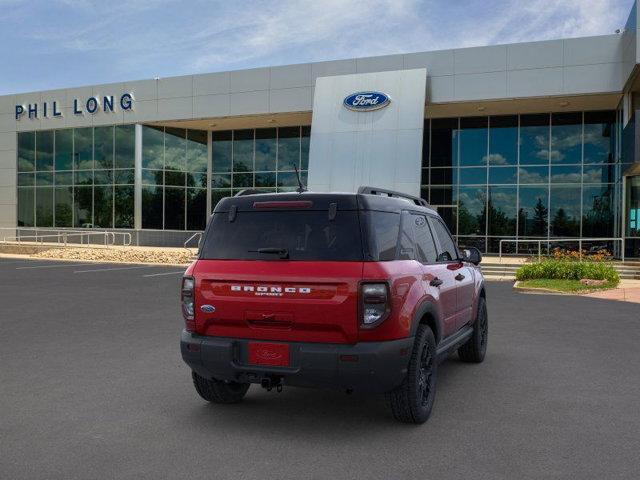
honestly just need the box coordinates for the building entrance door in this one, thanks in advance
[625,175,640,257]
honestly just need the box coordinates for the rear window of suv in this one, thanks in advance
[200,210,364,261]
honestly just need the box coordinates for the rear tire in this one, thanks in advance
[192,372,250,404]
[386,325,437,424]
[458,296,488,363]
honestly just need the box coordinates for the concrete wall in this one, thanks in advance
[308,69,426,196]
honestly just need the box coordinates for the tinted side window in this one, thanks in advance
[429,217,458,262]
[366,211,400,261]
[412,214,438,263]
[398,211,415,260]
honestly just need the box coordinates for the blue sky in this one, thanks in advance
[0,0,635,95]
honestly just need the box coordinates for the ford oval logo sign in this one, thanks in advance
[200,305,216,313]
[343,91,390,111]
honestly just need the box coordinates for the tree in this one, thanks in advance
[532,198,548,236]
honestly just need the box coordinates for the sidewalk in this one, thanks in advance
[582,280,640,304]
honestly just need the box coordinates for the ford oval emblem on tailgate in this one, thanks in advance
[343,91,390,111]
[200,304,215,313]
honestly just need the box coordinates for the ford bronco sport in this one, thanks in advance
[180,186,487,424]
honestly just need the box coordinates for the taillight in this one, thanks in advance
[360,282,390,328]
[181,276,195,330]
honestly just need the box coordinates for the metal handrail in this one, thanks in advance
[498,238,625,262]
[1,230,132,248]
[183,232,202,249]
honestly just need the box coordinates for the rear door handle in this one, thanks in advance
[455,273,465,281]
[429,277,443,287]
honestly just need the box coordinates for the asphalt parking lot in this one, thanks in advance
[1,258,639,480]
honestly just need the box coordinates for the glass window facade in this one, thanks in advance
[141,126,208,231]
[17,126,135,228]
[422,111,619,253]
[15,112,621,248]
[211,126,310,209]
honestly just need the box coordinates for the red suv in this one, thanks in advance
[180,187,487,423]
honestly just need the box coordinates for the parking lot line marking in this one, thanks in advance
[16,263,96,270]
[142,271,185,277]
[74,265,158,273]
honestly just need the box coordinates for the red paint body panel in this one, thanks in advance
[192,260,363,344]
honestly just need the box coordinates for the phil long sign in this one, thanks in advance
[15,93,134,120]
[343,91,390,111]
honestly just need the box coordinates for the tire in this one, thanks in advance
[386,325,437,424]
[191,372,250,404]
[458,296,488,363]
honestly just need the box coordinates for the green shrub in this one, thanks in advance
[515,260,619,285]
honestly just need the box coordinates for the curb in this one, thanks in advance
[0,253,191,268]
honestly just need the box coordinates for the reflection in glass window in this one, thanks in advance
[518,186,548,236]
[94,126,114,169]
[430,168,454,185]
[488,167,517,184]
[35,187,54,227]
[187,188,207,231]
[55,129,73,171]
[233,129,253,172]
[94,185,113,228]
[186,130,207,173]
[115,125,135,169]
[584,111,615,164]
[35,130,54,171]
[459,167,486,185]
[17,188,34,226]
[550,186,580,237]
[459,117,487,166]
[114,186,134,228]
[18,132,35,172]
[488,116,517,166]
[301,126,310,170]
[458,187,486,236]
[36,172,53,186]
[74,186,92,227]
[142,126,164,169]
[18,173,34,187]
[550,165,581,183]
[142,186,163,229]
[278,127,300,171]
[582,184,614,237]
[551,113,582,164]
[164,187,185,230]
[488,186,517,236]
[74,128,93,170]
[430,118,458,167]
[429,186,455,205]
[584,164,615,184]
[255,128,276,171]
[519,166,548,184]
[165,128,186,171]
[212,131,232,172]
[520,114,549,165]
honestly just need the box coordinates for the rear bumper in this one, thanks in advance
[181,330,414,393]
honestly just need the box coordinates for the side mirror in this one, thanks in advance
[462,247,482,265]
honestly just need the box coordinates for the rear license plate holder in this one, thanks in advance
[248,342,290,367]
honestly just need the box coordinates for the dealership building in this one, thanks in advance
[2,5,640,256]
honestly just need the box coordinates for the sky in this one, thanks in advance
[0,0,636,95]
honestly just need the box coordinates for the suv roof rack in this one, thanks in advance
[234,189,264,197]
[358,186,430,208]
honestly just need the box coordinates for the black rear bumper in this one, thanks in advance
[181,330,414,393]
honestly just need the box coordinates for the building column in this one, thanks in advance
[206,130,212,217]
[134,124,142,234]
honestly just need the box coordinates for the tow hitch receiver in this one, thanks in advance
[260,376,284,392]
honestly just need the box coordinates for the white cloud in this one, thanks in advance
[2,0,634,92]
